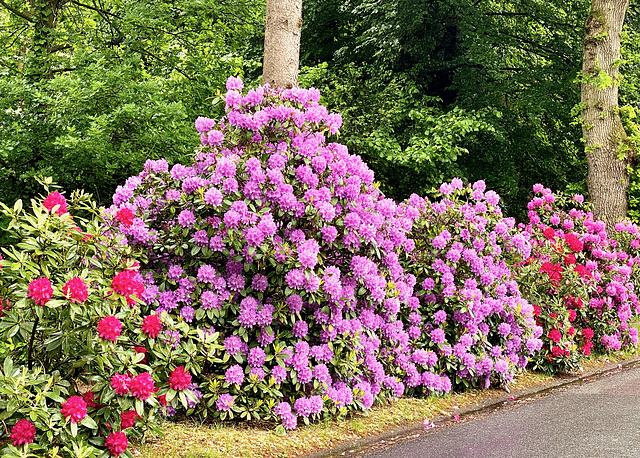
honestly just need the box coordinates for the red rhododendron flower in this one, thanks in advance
[563,253,576,265]
[169,366,192,391]
[61,396,88,423]
[110,373,131,396]
[582,328,594,340]
[43,191,67,215]
[105,431,128,457]
[567,326,576,337]
[128,372,155,400]
[97,316,122,342]
[115,208,135,227]
[62,277,89,303]
[568,309,577,322]
[564,232,584,252]
[540,262,562,284]
[0,298,9,316]
[581,341,593,355]
[548,329,562,343]
[574,264,592,279]
[83,391,101,408]
[158,394,168,406]
[11,419,36,446]
[28,277,53,306]
[551,346,564,357]
[120,410,141,429]
[141,314,162,338]
[111,270,145,306]
[532,304,541,317]
[542,227,556,239]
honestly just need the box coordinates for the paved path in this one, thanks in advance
[357,363,640,458]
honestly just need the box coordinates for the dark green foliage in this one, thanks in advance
[301,0,591,217]
[0,0,264,206]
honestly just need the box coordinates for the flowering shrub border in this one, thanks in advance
[1,79,638,448]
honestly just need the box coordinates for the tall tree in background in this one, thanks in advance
[263,0,302,88]
[581,0,632,228]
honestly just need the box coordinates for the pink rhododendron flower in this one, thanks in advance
[168,366,192,391]
[111,270,145,306]
[28,277,53,306]
[110,373,131,395]
[61,396,87,423]
[43,191,67,215]
[141,314,162,338]
[115,208,135,227]
[62,277,89,303]
[105,431,128,457]
[97,316,122,342]
[120,410,140,429]
[128,372,155,400]
[11,419,36,446]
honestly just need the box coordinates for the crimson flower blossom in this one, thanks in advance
[27,277,53,306]
[111,270,145,306]
[43,191,67,215]
[115,208,135,227]
[105,431,128,457]
[548,329,562,343]
[168,366,192,391]
[61,396,87,423]
[97,316,122,342]
[128,372,155,400]
[564,232,584,252]
[10,419,36,446]
[110,373,131,396]
[141,314,162,338]
[120,410,140,429]
[540,262,563,284]
[62,277,89,303]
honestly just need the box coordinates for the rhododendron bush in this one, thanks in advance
[0,185,183,457]
[513,185,640,373]
[105,78,640,431]
[399,182,542,390]
[108,77,426,429]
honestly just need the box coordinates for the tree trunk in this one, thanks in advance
[581,0,632,230]
[262,0,302,88]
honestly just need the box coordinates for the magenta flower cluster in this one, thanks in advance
[399,181,541,390]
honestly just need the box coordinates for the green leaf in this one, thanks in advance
[80,415,98,430]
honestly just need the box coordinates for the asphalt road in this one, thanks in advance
[356,363,640,458]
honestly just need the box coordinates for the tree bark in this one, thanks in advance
[262,0,302,89]
[581,0,632,230]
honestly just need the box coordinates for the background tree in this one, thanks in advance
[581,0,632,228]
[263,0,303,88]
[300,0,590,216]
[0,0,264,205]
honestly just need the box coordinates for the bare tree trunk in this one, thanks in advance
[263,0,302,88]
[581,0,632,229]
